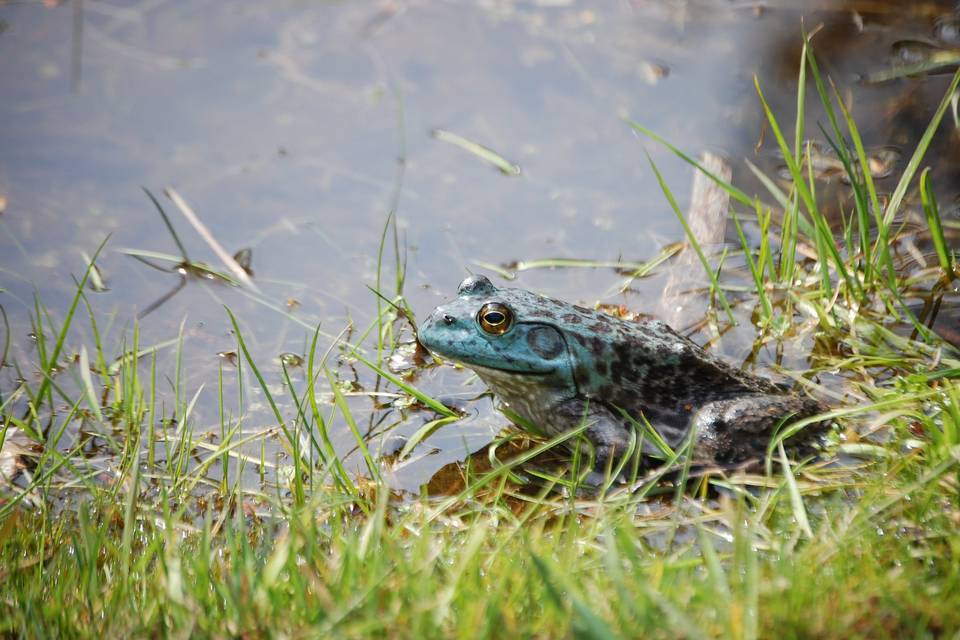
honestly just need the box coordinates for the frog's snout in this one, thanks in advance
[417,309,447,352]
[419,305,474,356]
[418,315,434,340]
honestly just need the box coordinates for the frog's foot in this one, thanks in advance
[689,394,825,464]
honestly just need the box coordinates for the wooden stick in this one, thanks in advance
[659,152,732,328]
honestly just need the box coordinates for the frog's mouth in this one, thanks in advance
[417,339,553,376]
[466,362,555,377]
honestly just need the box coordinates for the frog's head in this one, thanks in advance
[419,275,573,378]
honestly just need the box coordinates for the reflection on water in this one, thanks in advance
[0,0,958,493]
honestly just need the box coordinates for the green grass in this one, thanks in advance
[2,41,960,638]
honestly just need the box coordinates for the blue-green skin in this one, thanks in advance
[419,275,822,469]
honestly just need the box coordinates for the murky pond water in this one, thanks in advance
[1,0,958,494]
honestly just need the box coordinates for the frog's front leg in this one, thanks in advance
[552,399,640,477]
[688,394,824,464]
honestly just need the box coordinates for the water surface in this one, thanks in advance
[1,0,958,493]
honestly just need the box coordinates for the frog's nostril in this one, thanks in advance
[443,314,456,325]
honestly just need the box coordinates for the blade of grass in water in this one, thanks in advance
[474,248,680,283]
[476,257,660,273]
[325,363,382,481]
[374,212,395,366]
[107,336,182,375]
[920,168,957,274]
[31,237,108,414]
[352,351,456,418]
[883,67,960,228]
[306,324,359,499]
[396,415,460,461]
[165,187,260,293]
[0,304,10,370]
[827,126,880,282]
[142,186,190,263]
[432,129,521,176]
[753,76,816,228]
[865,53,960,83]
[118,248,200,265]
[731,209,774,323]
[224,306,305,503]
[79,251,107,293]
[628,122,753,206]
[743,159,815,238]
[373,88,410,365]
[77,346,102,422]
[826,77,895,287]
[778,442,813,539]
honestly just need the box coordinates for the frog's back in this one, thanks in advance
[533,299,779,433]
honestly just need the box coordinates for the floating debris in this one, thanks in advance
[776,141,900,183]
[0,428,40,488]
[0,194,6,214]
[474,253,677,281]
[217,350,238,367]
[865,147,901,179]
[596,304,646,322]
[431,129,521,176]
[386,342,420,375]
[894,40,942,66]
[867,40,960,82]
[233,247,254,277]
[640,61,670,85]
[934,14,960,44]
[80,251,109,292]
[279,352,303,368]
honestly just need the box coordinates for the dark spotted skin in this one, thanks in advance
[419,275,824,471]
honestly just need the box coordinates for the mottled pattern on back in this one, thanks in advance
[481,286,779,441]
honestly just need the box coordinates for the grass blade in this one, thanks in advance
[628,122,753,207]
[645,152,737,325]
[883,67,960,227]
[920,167,956,273]
[432,129,521,176]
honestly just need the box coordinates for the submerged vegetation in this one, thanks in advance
[2,38,960,638]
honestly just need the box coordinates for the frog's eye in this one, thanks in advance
[477,303,513,335]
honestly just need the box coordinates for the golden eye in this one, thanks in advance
[477,303,512,335]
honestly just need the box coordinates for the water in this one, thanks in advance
[1,0,958,494]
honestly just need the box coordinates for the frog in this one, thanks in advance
[418,274,824,474]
